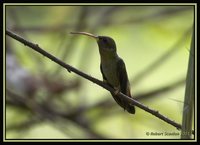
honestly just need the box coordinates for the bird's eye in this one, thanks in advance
[103,39,107,43]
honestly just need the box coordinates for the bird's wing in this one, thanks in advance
[117,58,135,114]
[116,58,131,96]
[100,64,108,83]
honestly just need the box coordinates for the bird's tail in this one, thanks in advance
[111,92,135,114]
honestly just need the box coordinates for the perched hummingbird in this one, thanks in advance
[70,32,135,114]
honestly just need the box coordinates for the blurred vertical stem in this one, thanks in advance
[181,28,194,139]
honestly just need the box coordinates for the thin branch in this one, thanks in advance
[89,77,186,120]
[89,78,186,123]
[6,29,194,134]
[100,77,185,108]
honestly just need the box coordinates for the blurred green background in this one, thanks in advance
[5,5,194,139]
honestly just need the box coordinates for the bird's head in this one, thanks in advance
[70,32,117,52]
[97,36,116,52]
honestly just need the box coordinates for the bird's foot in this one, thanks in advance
[113,86,120,95]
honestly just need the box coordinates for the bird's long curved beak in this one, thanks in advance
[70,32,99,40]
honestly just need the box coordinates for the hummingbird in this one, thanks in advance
[70,32,135,114]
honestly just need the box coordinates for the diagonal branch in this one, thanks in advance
[5,29,194,134]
